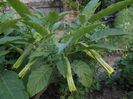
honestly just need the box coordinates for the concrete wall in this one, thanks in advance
[21,0,63,14]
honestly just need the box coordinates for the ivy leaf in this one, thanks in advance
[72,60,93,88]
[0,70,29,99]
[27,65,52,97]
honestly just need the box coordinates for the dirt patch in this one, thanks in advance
[39,84,129,99]
[88,87,128,99]
[39,84,60,99]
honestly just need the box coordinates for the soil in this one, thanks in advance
[88,86,129,99]
[39,83,131,99]
[40,84,60,99]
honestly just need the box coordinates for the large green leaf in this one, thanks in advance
[32,8,45,18]
[59,11,72,19]
[89,44,122,50]
[82,0,99,14]
[82,0,100,20]
[0,50,10,57]
[91,29,133,41]
[29,50,50,61]
[26,14,43,25]
[0,10,16,22]
[78,14,86,25]
[0,1,6,6]
[72,23,101,44]
[25,21,48,36]
[89,0,133,22]
[64,22,79,29]
[27,65,52,97]
[72,60,93,88]
[0,70,29,99]
[45,12,59,25]
[0,36,24,45]
[7,0,48,35]
[0,19,19,34]
[52,22,62,32]
[79,43,122,50]
[55,38,72,54]
[7,0,32,19]
[29,52,46,60]
[56,55,66,78]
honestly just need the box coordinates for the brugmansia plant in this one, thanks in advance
[0,0,133,98]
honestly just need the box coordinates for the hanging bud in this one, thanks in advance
[64,56,77,92]
[18,58,38,78]
[12,45,32,69]
[84,50,114,74]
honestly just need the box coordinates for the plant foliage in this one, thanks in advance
[0,0,133,98]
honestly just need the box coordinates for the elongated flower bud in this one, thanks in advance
[18,58,38,78]
[84,50,114,74]
[64,56,77,92]
[12,45,33,69]
[14,47,24,54]
[96,56,114,74]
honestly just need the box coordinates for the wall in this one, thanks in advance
[21,0,63,14]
